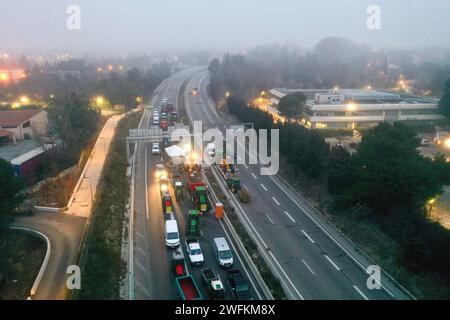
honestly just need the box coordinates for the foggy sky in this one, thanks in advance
[0,0,449,55]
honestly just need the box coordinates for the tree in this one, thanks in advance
[346,122,446,214]
[48,93,100,163]
[327,145,352,195]
[208,58,220,75]
[0,159,24,230]
[439,78,450,123]
[277,92,306,122]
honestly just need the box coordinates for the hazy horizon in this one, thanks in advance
[0,0,449,56]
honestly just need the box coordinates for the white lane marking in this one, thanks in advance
[302,259,315,276]
[243,184,249,192]
[353,285,369,300]
[301,229,315,244]
[265,214,274,224]
[268,175,398,299]
[251,173,258,180]
[324,255,340,271]
[260,184,268,192]
[284,211,296,223]
[145,148,149,219]
[268,251,304,300]
[243,164,249,169]
[272,197,280,206]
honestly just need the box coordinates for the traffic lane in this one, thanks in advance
[244,165,392,300]
[191,72,393,299]
[186,75,219,128]
[133,77,179,299]
[147,150,178,299]
[236,167,362,299]
[13,212,86,300]
[169,174,258,300]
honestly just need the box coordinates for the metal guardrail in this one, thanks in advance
[209,165,298,300]
[201,170,274,300]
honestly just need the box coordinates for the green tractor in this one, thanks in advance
[226,176,241,193]
[186,210,202,236]
[193,186,208,213]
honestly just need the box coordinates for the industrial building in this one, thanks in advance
[269,88,444,129]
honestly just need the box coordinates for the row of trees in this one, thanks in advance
[226,96,330,178]
[0,59,172,109]
[228,90,450,283]
[209,38,450,104]
[327,123,450,276]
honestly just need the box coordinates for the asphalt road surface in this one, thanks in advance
[181,69,413,300]
[132,69,260,300]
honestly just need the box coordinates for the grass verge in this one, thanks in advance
[76,111,142,299]
[0,230,46,299]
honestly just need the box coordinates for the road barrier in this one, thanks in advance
[10,227,51,299]
[201,170,274,300]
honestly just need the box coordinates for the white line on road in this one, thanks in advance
[260,184,268,191]
[251,173,258,180]
[268,251,304,300]
[243,164,249,169]
[272,197,280,206]
[302,259,315,276]
[284,211,296,223]
[265,214,274,224]
[301,229,315,244]
[145,148,149,220]
[243,184,249,192]
[353,285,369,300]
[324,255,340,271]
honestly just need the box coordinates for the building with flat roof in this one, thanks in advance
[0,109,48,140]
[269,88,444,129]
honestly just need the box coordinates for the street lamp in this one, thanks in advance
[19,95,30,105]
[225,91,230,98]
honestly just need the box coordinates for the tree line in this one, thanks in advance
[224,87,450,292]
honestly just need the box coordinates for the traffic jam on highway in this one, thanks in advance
[148,97,254,301]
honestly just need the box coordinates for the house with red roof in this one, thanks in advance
[0,109,48,141]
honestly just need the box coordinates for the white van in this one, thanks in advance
[165,220,180,248]
[212,237,234,268]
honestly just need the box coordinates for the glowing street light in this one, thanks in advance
[346,103,356,111]
[95,96,105,107]
[0,72,8,82]
[97,67,103,72]
[444,138,450,149]
[19,95,30,104]
[260,91,266,96]
[225,91,230,98]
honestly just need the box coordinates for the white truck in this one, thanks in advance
[185,238,204,266]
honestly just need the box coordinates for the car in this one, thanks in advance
[185,239,204,266]
[153,115,159,125]
[227,269,252,300]
[212,237,234,268]
[151,143,160,155]
[155,164,167,181]
[165,220,180,248]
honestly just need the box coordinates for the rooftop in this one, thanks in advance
[0,109,44,126]
[0,139,43,162]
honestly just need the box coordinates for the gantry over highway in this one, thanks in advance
[125,67,415,300]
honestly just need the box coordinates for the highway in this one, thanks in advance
[132,69,262,300]
[182,69,413,300]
